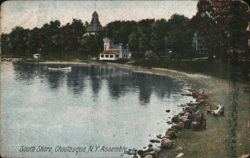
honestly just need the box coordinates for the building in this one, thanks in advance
[99,37,131,61]
[85,11,102,35]
[192,32,208,55]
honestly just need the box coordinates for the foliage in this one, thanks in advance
[192,0,250,63]
[165,14,194,59]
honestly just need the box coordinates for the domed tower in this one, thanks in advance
[86,11,103,34]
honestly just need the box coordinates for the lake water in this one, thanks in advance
[1,62,195,157]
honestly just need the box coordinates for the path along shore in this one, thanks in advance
[6,59,250,158]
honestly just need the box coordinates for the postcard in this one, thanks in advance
[1,0,250,158]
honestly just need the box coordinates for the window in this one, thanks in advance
[116,55,119,58]
[101,55,104,58]
[110,55,114,58]
[105,55,109,58]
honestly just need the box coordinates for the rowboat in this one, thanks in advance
[48,66,71,71]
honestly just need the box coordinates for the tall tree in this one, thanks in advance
[191,0,215,60]
[210,0,250,63]
[137,19,155,52]
[165,14,193,59]
[150,19,168,53]
[128,31,139,51]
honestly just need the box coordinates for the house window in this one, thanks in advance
[110,55,114,58]
[101,55,104,58]
[105,55,109,58]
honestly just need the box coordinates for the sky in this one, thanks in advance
[0,0,198,33]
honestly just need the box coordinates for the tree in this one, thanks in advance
[78,34,103,57]
[128,31,139,51]
[137,19,155,52]
[204,0,250,63]
[150,19,168,54]
[104,20,137,44]
[165,14,193,59]
[191,0,215,60]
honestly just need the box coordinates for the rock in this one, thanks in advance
[176,146,183,152]
[176,153,184,158]
[147,144,153,151]
[150,139,160,143]
[165,130,177,139]
[168,127,178,133]
[172,124,182,130]
[166,109,170,112]
[160,139,173,149]
[172,115,179,123]
[143,155,153,158]
[167,121,172,124]
[162,135,170,139]
[138,150,157,158]
[239,154,250,158]
[177,122,184,128]
[156,134,162,139]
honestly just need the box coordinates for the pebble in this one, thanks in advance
[156,134,162,139]
[150,139,160,143]
[176,146,183,152]
[176,153,184,158]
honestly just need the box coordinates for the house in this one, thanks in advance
[192,32,208,55]
[99,37,131,61]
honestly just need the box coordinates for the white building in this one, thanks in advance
[99,37,131,61]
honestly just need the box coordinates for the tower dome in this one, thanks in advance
[86,11,103,33]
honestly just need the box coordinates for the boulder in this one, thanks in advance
[176,146,183,152]
[165,130,177,139]
[172,115,179,123]
[160,139,173,149]
[239,154,250,158]
[150,139,160,143]
[143,155,153,158]
[156,134,162,139]
[172,124,183,130]
[176,153,184,158]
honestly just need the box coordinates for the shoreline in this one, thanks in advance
[3,59,250,158]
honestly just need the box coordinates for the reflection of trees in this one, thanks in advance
[89,66,102,96]
[133,73,153,105]
[152,76,175,99]
[46,71,65,89]
[107,73,131,99]
[66,67,85,94]
[13,63,39,83]
[12,64,183,104]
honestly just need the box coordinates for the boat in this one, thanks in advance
[48,66,72,71]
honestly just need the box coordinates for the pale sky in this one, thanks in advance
[0,0,198,33]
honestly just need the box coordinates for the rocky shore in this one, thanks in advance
[124,88,210,158]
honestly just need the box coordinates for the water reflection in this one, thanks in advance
[13,63,39,84]
[12,63,184,105]
[66,67,86,95]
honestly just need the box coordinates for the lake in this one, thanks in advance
[1,62,195,157]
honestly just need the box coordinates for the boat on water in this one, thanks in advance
[48,66,72,71]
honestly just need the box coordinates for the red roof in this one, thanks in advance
[100,49,120,55]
